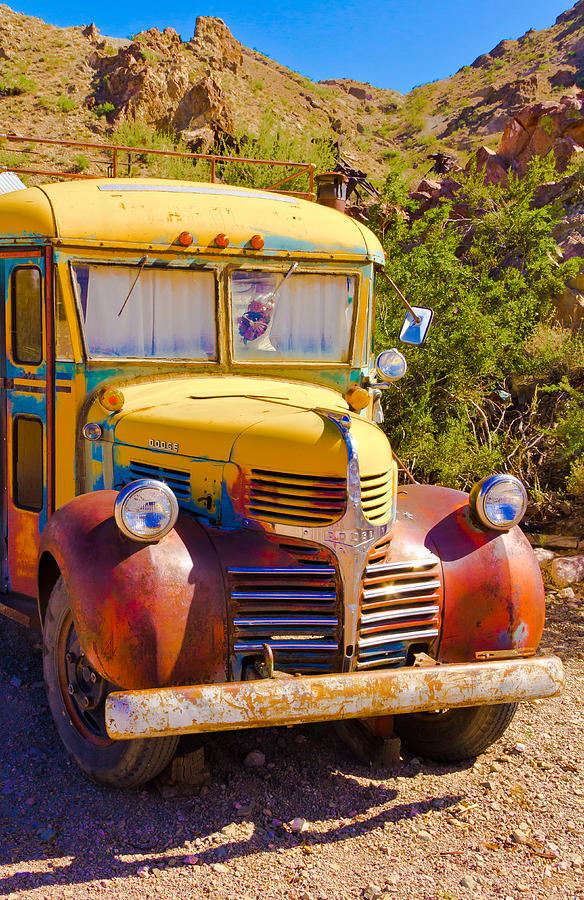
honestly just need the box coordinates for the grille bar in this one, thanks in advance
[229,550,340,675]
[232,591,336,601]
[129,461,191,500]
[357,547,442,671]
[228,566,336,576]
[245,468,346,526]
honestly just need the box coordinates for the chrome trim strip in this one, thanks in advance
[231,590,336,601]
[228,566,336,576]
[356,655,407,669]
[98,184,299,203]
[362,579,441,601]
[365,558,437,574]
[233,617,338,627]
[234,641,338,652]
[358,627,439,648]
[361,605,440,625]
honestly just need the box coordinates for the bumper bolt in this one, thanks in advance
[90,672,97,684]
[67,683,75,695]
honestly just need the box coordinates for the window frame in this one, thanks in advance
[68,258,222,364]
[10,264,43,366]
[226,263,361,368]
[12,414,44,512]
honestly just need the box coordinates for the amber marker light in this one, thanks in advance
[345,386,370,412]
[99,386,125,413]
[178,231,193,247]
[215,233,230,248]
[251,234,264,250]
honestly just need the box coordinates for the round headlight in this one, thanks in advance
[375,348,407,382]
[114,479,179,542]
[470,474,528,531]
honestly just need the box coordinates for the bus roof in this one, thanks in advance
[0,177,385,263]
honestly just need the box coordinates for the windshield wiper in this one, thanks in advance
[117,255,149,318]
[264,262,298,306]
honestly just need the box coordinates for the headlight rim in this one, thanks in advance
[375,347,408,383]
[114,478,179,543]
[469,473,528,532]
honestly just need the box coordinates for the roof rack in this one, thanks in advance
[0,132,316,200]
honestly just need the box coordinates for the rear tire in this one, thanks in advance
[43,576,179,788]
[394,703,517,762]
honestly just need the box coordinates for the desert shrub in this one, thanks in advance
[372,157,584,498]
[213,110,336,192]
[94,102,115,118]
[56,95,76,113]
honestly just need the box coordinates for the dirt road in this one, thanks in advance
[1,590,583,900]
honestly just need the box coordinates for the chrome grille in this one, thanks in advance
[356,541,441,670]
[244,468,346,526]
[229,554,340,674]
[129,460,191,502]
[360,470,393,524]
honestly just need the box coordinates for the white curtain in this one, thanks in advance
[76,265,216,359]
[232,272,354,361]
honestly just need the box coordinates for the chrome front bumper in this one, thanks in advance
[105,655,564,740]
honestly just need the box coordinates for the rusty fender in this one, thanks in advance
[38,491,227,689]
[105,655,564,739]
[396,484,545,663]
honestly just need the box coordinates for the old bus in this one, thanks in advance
[0,162,562,787]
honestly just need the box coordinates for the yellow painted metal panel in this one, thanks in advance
[0,180,384,261]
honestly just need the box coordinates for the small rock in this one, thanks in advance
[211,862,229,873]
[490,761,503,773]
[184,854,198,865]
[137,866,149,878]
[417,830,433,842]
[551,555,584,587]
[572,853,584,866]
[512,742,527,753]
[291,817,310,833]
[534,548,555,567]
[460,874,478,890]
[9,676,22,687]
[243,750,265,768]
[385,873,400,886]
[557,586,576,600]
[363,884,382,900]
[512,829,529,844]
[516,884,530,893]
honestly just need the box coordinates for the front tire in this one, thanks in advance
[394,703,517,762]
[43,577,179,788]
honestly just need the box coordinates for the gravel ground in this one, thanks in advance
[1,588,583,900]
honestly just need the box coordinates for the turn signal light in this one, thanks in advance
[344,386,370,412]
[251,234,264,250]
[178,231,193,247]
[215,233,230,248]
[99,386,125,413]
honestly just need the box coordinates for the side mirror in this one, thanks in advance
[399,306,434,345]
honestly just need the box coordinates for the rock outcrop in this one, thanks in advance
[88,19,235,138]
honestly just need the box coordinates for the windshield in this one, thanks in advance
[72,264,216,360]
[231,270,356,362]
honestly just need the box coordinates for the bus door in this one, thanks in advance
[0,249,53,598]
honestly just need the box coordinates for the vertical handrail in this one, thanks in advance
[210,157,216,183]
[112,148,118,178]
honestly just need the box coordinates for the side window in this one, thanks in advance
[11,266,43,365]
[13,416,43,511]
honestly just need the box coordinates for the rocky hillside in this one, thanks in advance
[3,3,584,183]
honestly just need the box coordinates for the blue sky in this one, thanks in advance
[12,0,571,93]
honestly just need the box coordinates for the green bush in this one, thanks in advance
[94,102,115,118]
[57,95,76,113]
[372,157,584,498]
